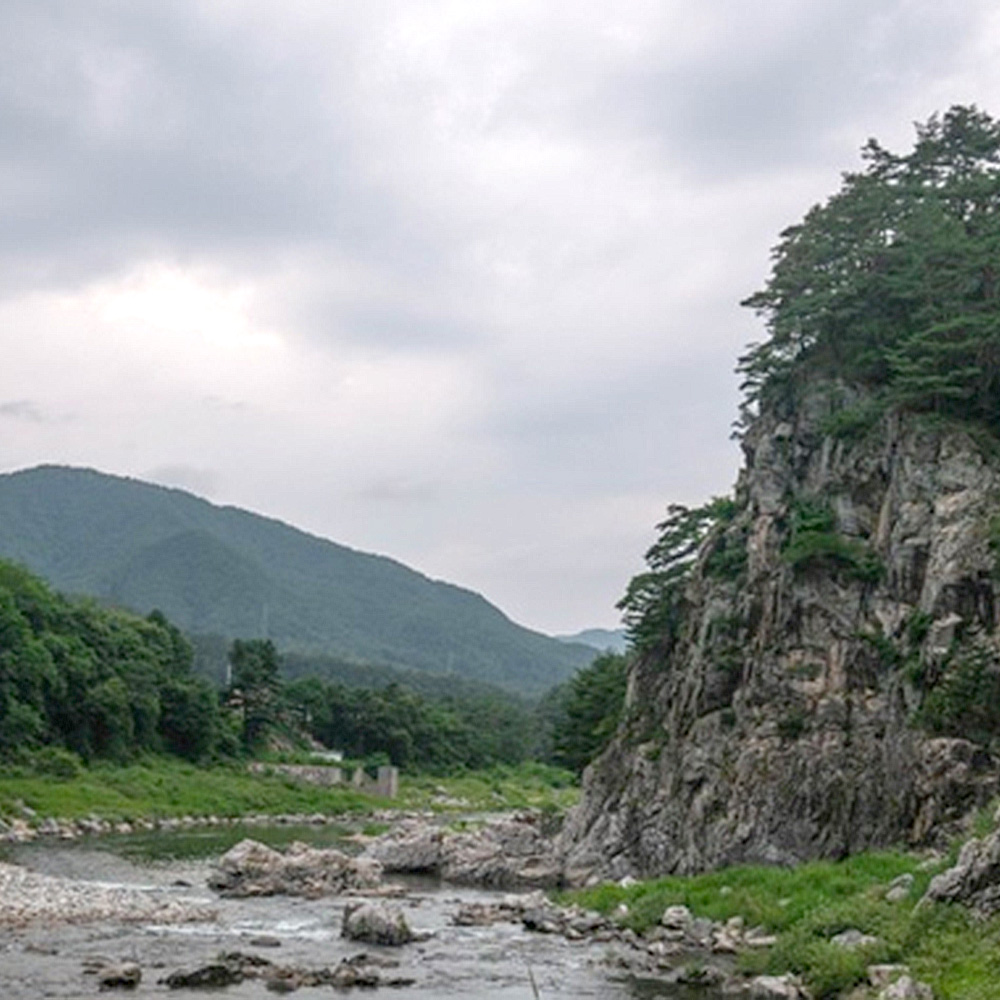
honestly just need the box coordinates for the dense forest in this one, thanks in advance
[0,559,228,764]
[738,105,1000,434]
[0,557,623,775]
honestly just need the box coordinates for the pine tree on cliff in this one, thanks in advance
[739,105,1000,433]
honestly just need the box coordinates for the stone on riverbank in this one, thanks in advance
[97,962,142,990]
[0,861,214,928]
[208,839,383,898]
[162,950,414,992]
[921,823,1000,916]
[878,975,934,1000]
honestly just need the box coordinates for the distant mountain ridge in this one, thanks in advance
[0,466,594,694]
[557,628,627,654]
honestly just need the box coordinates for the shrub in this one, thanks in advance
[782,499,884,584]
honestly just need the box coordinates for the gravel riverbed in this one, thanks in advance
[0,830,723,999]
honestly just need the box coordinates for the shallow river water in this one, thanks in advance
[0,826,724,1000]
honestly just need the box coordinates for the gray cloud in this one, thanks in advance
[0,400,45,422]
[0,1,996,631]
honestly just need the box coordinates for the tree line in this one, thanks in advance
[0,557,626,776]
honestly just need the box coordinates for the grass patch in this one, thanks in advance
[559,849,1000,999]
[0,757,381,821]
[396,762,579,813]
[0,758,578,823]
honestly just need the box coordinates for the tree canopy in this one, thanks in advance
[0,560,227,762]
[738,105,1000,432]
[547,652,627,775]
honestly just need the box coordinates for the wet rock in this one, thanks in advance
[164,962,245,988]
[667,964,729,987]
[341,901,415,946]
[921,828,1000,915]
[364,812,561,889]
[162,951,412,993]
[442,812,561,888]
[97,962,142,990]
[362,820,444,873]
[208,839,383,898]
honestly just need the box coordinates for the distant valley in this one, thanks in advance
[556,628,627,654]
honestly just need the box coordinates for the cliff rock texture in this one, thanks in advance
[560,390,1000,881]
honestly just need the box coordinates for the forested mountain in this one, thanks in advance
[0,466,593,695]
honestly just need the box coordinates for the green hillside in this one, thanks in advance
[0,466,593,695]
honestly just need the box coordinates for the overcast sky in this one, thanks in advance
[1,1,998,634]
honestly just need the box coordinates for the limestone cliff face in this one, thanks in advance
[560,390,1000,882]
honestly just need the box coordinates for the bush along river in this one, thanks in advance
[0,812,749,1000]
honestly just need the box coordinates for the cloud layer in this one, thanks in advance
[2,1,999,632]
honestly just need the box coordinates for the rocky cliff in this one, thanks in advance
[559,387,1000,881]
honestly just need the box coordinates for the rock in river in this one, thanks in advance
[208,839,382,898]
[341,901,415,946]
[363,811,561,889]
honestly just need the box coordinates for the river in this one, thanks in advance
[0,824,723,999]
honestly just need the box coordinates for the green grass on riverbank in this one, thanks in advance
[397,762,578,813]
[0,759,378,820]
[0,758,577,823]
[561,835,1000,1000]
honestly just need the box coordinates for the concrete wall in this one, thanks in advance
[248,762,398,798]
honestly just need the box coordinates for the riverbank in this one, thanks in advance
[0,759,577,831]
[0,832,663,1000]
[560,823,1000,1000]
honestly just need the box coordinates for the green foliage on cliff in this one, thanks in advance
[0,559,227,763]
[916,644,1000,748]
[781,498,884,584]
[619,497,740,653]
[739,106,1000,435]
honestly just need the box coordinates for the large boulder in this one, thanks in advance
[341,901,414,946]
[208,839,382,898]
[363,812,560,889]
[558,398,1000,883]
[442,813,561,888]
[362,820,444,873]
